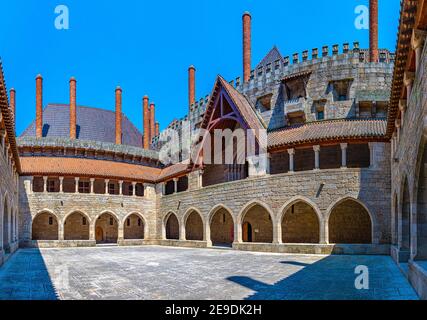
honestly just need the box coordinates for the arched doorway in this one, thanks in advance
[124,214,145,240]
[64,212,89,240]
[416,144,427,259]
[241,204,273,243]
[95,213,118,244]
[282,201,320,243]
[328,199,372,244]
[185,210,203,241]
[402,179,411,251]
[32,212,59,240]
[165,213,179,240]
[210,207,234,245]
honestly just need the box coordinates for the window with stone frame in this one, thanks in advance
[108,183,116,195]
[328,79,353,102]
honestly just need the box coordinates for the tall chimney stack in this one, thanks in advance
[69,77,77,139]
[243,12,252,83]
[155,122,160,137]
[115,86,122,145]
[36,75,43,138]
[143,95,150,149]
[9,88,16,120]
[188,65,196,109]
[150,103,156,147]
[369,0,379,63]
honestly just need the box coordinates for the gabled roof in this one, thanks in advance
[21,104,143,148]
[200,76,266,131]
[256,46,284,70]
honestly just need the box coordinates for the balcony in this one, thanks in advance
[284,97,307,116]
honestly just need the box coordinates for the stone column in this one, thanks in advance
[132,182,137,197]
[59,224,64,241]
[340,143,348,168]
[403,71,415,100]
[59,177,64,193]
[234,221,242,244]
[90,178,95,194]
[313,145,320,170]
[272,219,282,244]
[119,181,123,196]
[161,182,166,196]
[179,222,186,241]
[29,177,34,194]
[288,148,295,172]
[173,178,178,194]
[105,179,109,194]
[43,176,48,193]
[75,177,79,193]
[198,170,204,189]
[411,29,427,72]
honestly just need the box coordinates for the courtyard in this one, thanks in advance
[0,246,419,300]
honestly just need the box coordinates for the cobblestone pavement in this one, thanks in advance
[0,246,419,300]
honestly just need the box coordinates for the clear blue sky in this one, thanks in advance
[0,0,400,136]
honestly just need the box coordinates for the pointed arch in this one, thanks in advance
[94,211,119,244]
[208,204,235,245]
[183,208,204,241]
[32,209,59,240]
[123,211,147,240]
[63,210,91,241]
[163,211,180,240]
[239,200,274,243]
[279,196,322,244]
[326,196,374,244]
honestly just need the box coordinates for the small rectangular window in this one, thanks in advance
[78,181,90,193]
[110,217,114,226]
[108,183,116,195]
[49,216,53,225]
[82,217,87,226]
[127,218,130,227]
[138,218,141,227]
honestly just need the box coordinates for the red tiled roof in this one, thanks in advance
[268,119,387,150]
[0,60,20,172]
[158,162,190,180]
[20,157,161,182]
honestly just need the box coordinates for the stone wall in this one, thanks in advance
[158,144,391,247]
[18,177,157,246]
[0,131,19,266]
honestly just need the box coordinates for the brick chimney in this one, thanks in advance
[243,12,252,83]
[36,75,43,138]
[188,65,196,109]
[155,122,160,137]
[143,95,150,149]
[9,88,15,120]
[369,0,379,63]
[115,86,122,145]
[150,103,155,147]
[69,77,77,139]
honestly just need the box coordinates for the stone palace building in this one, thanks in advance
[0,0,426,299]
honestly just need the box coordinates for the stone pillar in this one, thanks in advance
[368,142,377,169]
[59,224,64,241]
[313,145,320,170]
[198,170,203,189]
[119,180,123,196]
[59,177,64,193]
[272,219,282,244]
[90,178,95,194]
[105,179,109,194]
[132,182,137,197]
[288,148,295,172]
[75,177,79,193]
[43,176,48,193]
[340,143,348,168]
[173,178,178,194]
[161,182,166,196]
[29,177,34,194]
[403,71,415,100]
[118,227,124,241]
[234,221,242,244]
[179,222,186,241]
[411,29,427,72]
